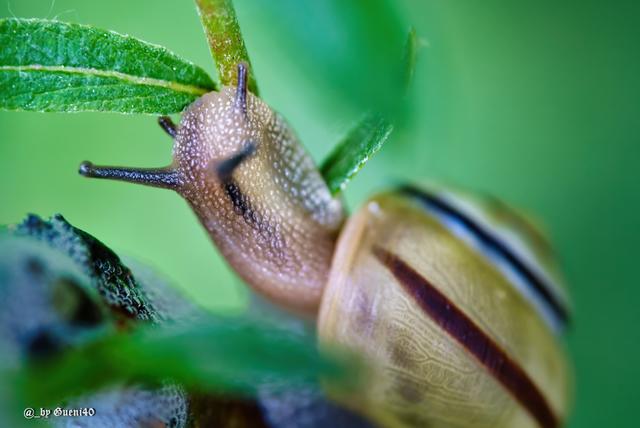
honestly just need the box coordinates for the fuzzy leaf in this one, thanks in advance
[195,0,258,94]
[320,113,393,194]
[0,226,362,420]
[13,317,360,407]
[0,18,216,114]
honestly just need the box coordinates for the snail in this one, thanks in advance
[79,63,572,428]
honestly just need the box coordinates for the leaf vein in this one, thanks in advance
[0,65,210,96]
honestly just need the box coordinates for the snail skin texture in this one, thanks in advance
[80,63,343,315]
[80,64,572,428]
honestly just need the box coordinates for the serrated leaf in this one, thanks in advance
[13,316,361,407]
[0,18,217,114]
[195,0,258,94]
[320,113,393,195]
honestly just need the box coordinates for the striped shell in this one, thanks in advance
[318,186,571,428]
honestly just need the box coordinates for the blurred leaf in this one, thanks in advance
[195,0,258,94]
[321,113,393,194]
[14,317,361,406]
[0,18,216,114]
[237,0,407,116]
[319,28,418,194]
[403,27,419,91]
[1,222,363,424]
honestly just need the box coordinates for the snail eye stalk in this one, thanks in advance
[157,116,177,138]
[234,62,249,117]
[78,161,181,190]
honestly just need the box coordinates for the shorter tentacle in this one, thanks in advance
[158,116,177,138]
[234,62,249,117]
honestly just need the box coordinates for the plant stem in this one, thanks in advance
[195,0,259,95]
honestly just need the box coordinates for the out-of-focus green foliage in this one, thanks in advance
[14,317,358,406]
[1,219,362,424]
[237,0,408,118]
[0,18,216,114]
[402,27,419,92]
[320,28,418,194]
[195,0,258,94]
[321,113,393,194]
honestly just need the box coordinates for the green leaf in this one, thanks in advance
[403,27,419,91]
[320,113,394,194]
[319,28,419,194]
[13,316,361,407]
[195,0,258,94]
[0,221,363,421]
[0,18,216,114]
[239,0,406,116]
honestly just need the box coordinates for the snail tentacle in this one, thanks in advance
[78,161,181,190]
[157,116,177,138]
[234,62,249,117]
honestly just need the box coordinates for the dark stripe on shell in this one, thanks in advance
[398,185,569,328]
[373,247,558,428]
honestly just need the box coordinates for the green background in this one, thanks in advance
[1,1,638,426]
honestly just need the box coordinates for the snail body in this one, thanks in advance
[80,64,572,427]
[81,64,343,314]
[173,83,344,313]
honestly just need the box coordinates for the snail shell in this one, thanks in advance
[318,188,571,428]
[77,63,573,427]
